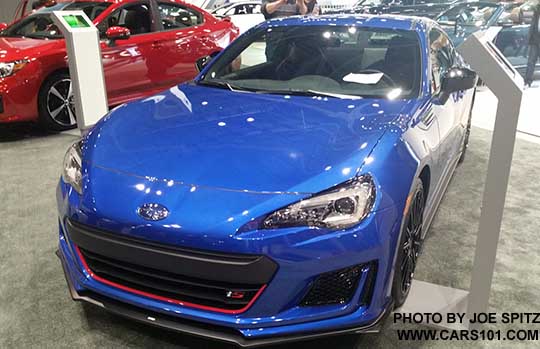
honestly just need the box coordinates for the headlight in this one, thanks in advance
[0,60,29,78]
[62,140,83,194]
[262,175,375,230]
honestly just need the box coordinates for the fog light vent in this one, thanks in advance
[300,264,365,307]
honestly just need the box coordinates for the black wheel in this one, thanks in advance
[458,92,475,164]
[38,72,77,131]
[392,179,424,308]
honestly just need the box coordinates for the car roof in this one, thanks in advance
[55,0,118,3]
[265,14,431,32]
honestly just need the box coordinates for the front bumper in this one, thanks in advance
[0,77,40,123]
[57,248,391,347]
[56,173,402,343]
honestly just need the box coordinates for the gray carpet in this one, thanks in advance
[1,124,539,348]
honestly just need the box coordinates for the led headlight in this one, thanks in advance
[62,140,83,194]
[262,175,375,230]
[0,60,29,78]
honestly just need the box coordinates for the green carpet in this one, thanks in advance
[1,124,539,348]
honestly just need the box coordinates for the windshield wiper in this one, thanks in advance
[23,33,57,39]
[197,80,255,93]
[257,89,363,99]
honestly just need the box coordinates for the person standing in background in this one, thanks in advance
[262,0,307,60]
[261,0,307,20]
[525,1,540,87]
[305,0,321,15]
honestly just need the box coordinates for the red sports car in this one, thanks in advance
[0,0,238,130]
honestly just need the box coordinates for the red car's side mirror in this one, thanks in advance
[0,23,8,32]
[106,26,131,43]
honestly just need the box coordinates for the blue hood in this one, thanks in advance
[85,84,414,195]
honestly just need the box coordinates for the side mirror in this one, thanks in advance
[106,26,131,44]
[454,12,466,35]
[0,23,8,32]
[454,20,462,35]
[439,67,477,104]
[196,51,221,72]
[496,20,513,28]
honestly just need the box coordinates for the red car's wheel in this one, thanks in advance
[38,72,77,131]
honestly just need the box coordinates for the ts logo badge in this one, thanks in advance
[226,291,245,299]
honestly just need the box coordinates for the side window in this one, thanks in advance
[234,5,248,15]
[158,3,203,30]
[429,29,454,93]
[97,3,152,36]
[253,4,262,14]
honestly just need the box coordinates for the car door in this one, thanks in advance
[152,1,222,88]
[97,1,161,103]
[428,28,464,177]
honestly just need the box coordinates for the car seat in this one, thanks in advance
[369,36,419,91]
[124,7,151,35]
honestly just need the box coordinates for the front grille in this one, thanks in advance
[77,247,264,312]
[300,263,376,307]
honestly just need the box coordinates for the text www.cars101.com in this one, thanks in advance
[397,329,540,341]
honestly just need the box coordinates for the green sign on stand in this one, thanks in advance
[62,15,91,29]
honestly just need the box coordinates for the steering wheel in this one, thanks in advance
[44,23,60,34]
[351,69,397,87]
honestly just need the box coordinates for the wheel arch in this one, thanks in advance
[418,165,431,204]
[39,67,70,93]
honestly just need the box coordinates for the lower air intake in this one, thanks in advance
[300,263,375,307]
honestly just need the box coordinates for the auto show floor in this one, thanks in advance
[1,88,540,348]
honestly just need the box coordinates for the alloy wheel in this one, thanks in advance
[46,78,76,127]
[400,189,424,294]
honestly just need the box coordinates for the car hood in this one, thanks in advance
[0,36,62,61]
[84,84,415,195]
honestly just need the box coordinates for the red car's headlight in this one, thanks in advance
[0,60,29,78]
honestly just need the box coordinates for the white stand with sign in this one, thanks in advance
[399,28,524,329]
[52,11,108,132]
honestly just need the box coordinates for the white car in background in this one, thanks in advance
[211,1,264,34]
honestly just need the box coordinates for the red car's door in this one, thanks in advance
[97,1,162,104]
[152,1,230,88]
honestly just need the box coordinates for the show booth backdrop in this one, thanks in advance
[0,0,20,23]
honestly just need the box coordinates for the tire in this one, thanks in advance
[38,72,77,131]
[392,178,425,308]
[458,91,475,164]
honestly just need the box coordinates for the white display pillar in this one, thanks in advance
[399,28,524,329]
[52,11,108,133]
[459,29,523,321]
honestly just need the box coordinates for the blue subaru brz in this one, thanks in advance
[56,15,477,346]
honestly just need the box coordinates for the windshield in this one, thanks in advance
[437,4,499,27]
[212,4,232,16]
[355,0,451,7]
[354,0,385,8]
[2,2,111,39]
[200,25,421,99]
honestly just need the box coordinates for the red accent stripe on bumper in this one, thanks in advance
[74,245,266,315]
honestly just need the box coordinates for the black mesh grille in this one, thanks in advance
[300,263,376,307]
[78,247,264,311]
